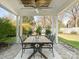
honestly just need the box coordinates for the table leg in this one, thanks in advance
[38,50,47,59]
[51,43,54,57]
[28,49,37,59]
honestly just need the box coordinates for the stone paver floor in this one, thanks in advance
[0,43,79,59]
[14,48,62,59]
[54,43,79,59]
[0,44,21,59]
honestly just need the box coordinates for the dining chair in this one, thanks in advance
[18,34,27,58]
[45,34,55,57]
[50,34,56,56]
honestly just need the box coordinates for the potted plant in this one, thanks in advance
[45,29,51,35]
[36,25,42,35]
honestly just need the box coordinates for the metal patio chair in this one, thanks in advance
[18,34,30,58]
[44,34,55,57]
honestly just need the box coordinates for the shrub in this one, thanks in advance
[45,29,51,35]
[26,28,32,36]
[58,31,63,33]
[0,18,16,38]
[70,31,77,34]
[0,18,16,44]
[36,26,42,35]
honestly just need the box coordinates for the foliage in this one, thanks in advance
[70,31,77,34]
[23,27,27,34]
[0,18,16,44]
[26,28,32,36]
[45,29,51,35]
[45,25,51,35]
[0,18,16,38]
[36,25,42,35]
[58,20,65,28]
[23,16,34,24]
[65,4,79,27]
[58,31,63,34]
[46,25,51,29]
[0,37,16,43]
[22,23,32,36]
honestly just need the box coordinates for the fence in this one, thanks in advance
[60,27,79,34]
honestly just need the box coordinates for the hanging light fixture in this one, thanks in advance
[35,8,39,14]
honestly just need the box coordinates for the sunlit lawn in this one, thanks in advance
[59,33,79,41]
[58,33,79,49]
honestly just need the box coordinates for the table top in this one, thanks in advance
[24,36,52,43]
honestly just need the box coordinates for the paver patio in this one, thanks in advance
[14,48,62,59]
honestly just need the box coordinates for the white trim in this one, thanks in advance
[58,0,76,15]
[0,4,17,15]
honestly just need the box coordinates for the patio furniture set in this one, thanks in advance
[19,35,55,59]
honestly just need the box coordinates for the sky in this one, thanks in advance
[34,16,42,22]
[0,7,16,20]
[0,7,9,17]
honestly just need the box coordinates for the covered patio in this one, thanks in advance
[0,0,78,59]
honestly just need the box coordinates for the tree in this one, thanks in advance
[58,20,65,28]
[23,16,34,24]
[67,4,79,27]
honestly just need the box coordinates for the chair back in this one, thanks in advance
[46,34,51,39]
[50,34,55,43]
[18,34,24,48]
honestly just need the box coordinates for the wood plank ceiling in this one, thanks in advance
[21,0,52,7]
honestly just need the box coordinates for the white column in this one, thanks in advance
[51,16,58,43]
[51,16,55,35]
[19,16,23,36]
[16,16,23,43]
[55,16,58,43]
[16,16,20,43]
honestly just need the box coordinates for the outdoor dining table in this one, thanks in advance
[24,36,53,59]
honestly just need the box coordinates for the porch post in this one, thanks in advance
[16,15,20,43]
[16,16,23,43]
[19,16,23,36]
[51,16,58,43]
[51,16,55,34]
[55,16,58,43]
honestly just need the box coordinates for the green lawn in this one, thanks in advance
[0,37,16,43]
[59,34,79,41]
[59,37,79,49]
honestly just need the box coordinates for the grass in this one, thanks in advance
[59,37,79,49]
[0,37,16,43]
[58,33,79,41]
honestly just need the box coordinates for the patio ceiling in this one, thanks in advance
[0,0,76,16]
